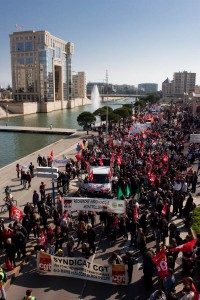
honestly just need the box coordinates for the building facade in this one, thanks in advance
[173,71,196,96]
[10,30,74,102]
[162,78,174,97]
[72,72,86,98]
[138,83,158,92]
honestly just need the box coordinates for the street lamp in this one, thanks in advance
[6,105,8,118]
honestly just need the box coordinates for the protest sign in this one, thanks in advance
[62,197,125,214]
[37,251,128,285]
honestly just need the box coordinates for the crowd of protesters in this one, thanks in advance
[74,106,200,299]
[0,105,200,300]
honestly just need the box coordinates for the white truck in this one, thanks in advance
[79,166,112,197]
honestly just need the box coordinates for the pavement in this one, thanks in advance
[0,132,199,299]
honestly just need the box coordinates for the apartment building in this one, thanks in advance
[162,71,196,97]
[10,30,74,102]
[173,71,196,96]
[72,72,86,98]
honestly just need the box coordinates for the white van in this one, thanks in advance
[79,166,112,196]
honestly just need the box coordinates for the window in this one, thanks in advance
[25,42,33,51]
[56,46,60,58]
[17,58,24,65]
[16,42,24,51]
[26,57,33,64]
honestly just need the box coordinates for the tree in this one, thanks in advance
[101,106,113,113]
[6,84,12,92]
[134,99,147,112]
[77,111,96,134]
[93,107,107,125]
[144,92,160,104]
[122,104,133,115]
[113,107,131,125]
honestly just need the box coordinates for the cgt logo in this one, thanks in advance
[39,257,52,272]
[112,265,126,284]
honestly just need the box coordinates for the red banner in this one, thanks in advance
[152,249,168,279]
[10,205,23,221]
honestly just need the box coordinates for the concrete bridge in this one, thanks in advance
[87,94,146,101]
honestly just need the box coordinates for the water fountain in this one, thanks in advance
[91,84,101,110]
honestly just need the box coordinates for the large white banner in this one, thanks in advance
[53,158,68,167]
[38,252,128,285]
[129,123,151,135]
[62,197,125,214]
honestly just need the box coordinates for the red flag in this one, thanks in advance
[117,155,122,166]
[171,238,198,252]
[133,207,139,219]
[99,154,104,166]
[75,152,81,161]
[10,206,23,221]
[86,161,90,172]
[41,229,46,246]
[152,249,168,279]
[162,154,168,164]
[49,150,54,160]
[161,203,168,216]
[149,173,157,184]
[149,154,153,165]
[110,152,115,165]
[88,170,93,182]
[194,292,200,300]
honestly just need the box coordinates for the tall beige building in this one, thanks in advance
[72,72,86,98]
[10,30,74,102]
[173,71,196,96]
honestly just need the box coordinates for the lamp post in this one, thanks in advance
[6,105,8,118]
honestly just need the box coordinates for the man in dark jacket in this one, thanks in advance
[87,225,96,253]
[12,229,26,258]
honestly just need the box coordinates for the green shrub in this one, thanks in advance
[192,207,200,235]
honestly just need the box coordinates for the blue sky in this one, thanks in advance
[0,0,200,89]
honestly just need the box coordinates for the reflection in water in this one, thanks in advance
[0,99,135,168]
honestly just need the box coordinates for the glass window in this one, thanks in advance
[26,57,33,64]
[17,58,24,65]
[25,42,33,51]
[25,37,28,40]
[56,47,60,58]
[16,42,24,51]
[29,36,32,40]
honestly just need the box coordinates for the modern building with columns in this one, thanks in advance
[9,30,74,104]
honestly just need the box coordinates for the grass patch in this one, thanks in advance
[192,207,200,235]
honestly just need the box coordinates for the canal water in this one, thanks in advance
[0,98,135,168]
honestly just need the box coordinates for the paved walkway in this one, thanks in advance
[0,125,77,135]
